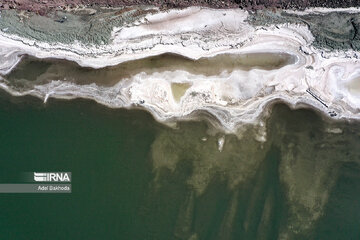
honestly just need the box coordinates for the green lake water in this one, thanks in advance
[0,91,359,240]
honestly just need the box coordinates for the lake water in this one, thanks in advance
[0,90,359,239]
[6,52,295,88]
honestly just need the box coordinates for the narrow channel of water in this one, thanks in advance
[4,52,296,88]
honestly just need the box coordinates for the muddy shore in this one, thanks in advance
[1,0,360,15]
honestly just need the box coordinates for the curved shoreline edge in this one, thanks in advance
[0,7,359,134]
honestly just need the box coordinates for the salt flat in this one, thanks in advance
[0,7,359,133]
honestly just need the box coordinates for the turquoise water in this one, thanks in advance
[0,91,359,239]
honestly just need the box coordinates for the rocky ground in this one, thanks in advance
[1,0,360,15]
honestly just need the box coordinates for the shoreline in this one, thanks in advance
[0,7,359,134]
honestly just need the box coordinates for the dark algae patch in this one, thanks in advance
[0,90,359,239]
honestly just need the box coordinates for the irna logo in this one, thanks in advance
[34,172,71,182]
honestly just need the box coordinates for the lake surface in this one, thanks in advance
[6,52,296,88]
[0,91,359,239]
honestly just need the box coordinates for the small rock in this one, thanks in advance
[217,136,225,152]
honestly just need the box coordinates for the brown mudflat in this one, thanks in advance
[1,0,360,15]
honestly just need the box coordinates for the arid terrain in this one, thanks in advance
[1,0,360,15]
